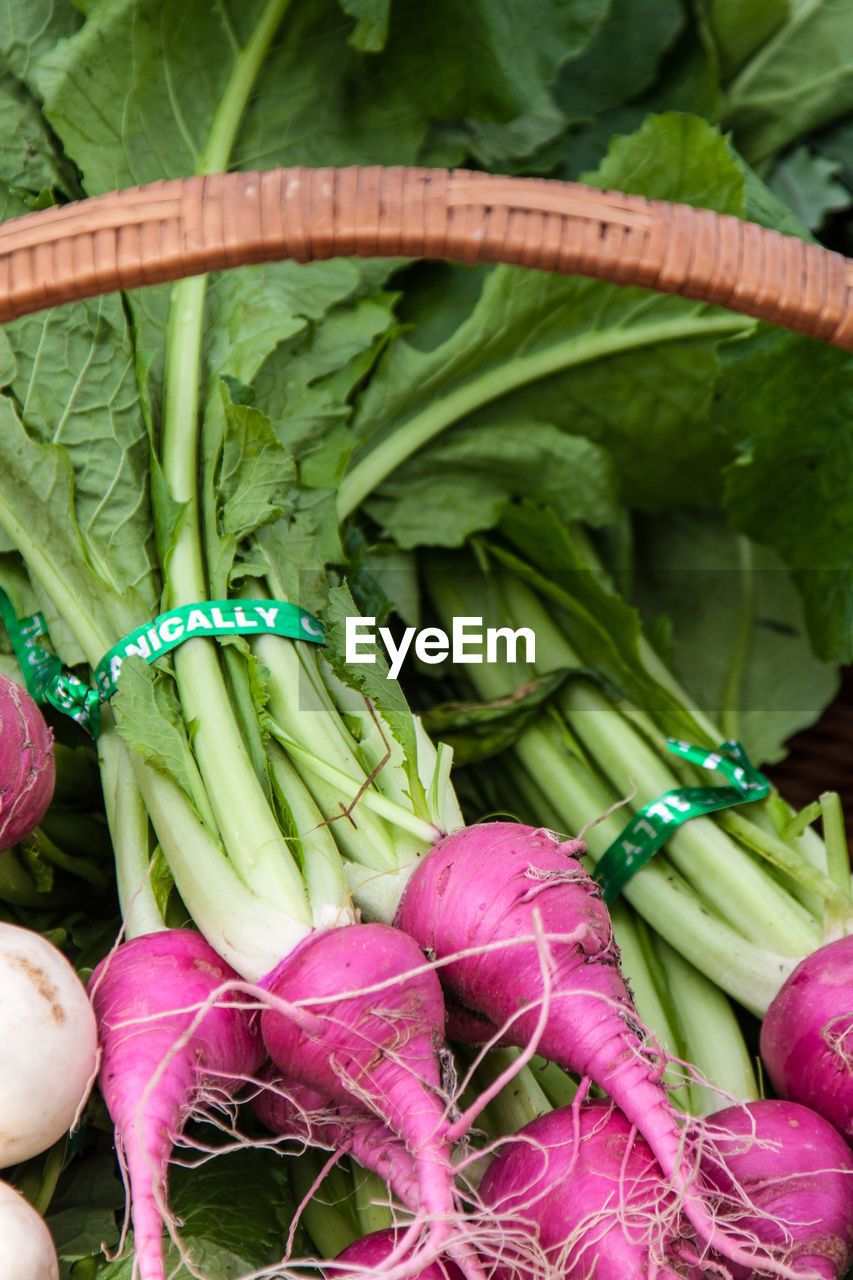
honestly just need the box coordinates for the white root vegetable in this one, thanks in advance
[0,1178,59,1279]
[0,922,98,1163]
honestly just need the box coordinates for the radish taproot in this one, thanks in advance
[259,922,486,1280]
[0,672,54,852]
[700,1099,853,1280]
[395,821,805,1279]
[253,1074,421,1211]
[0,922,98,1164]
[0,1178,59,1280]
[89,929,263,1280]
[478,1097,702,1280]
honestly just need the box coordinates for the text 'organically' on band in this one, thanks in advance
[0,589,325,737]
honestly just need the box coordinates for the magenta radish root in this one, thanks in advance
[395,821,807,1279]
[478,1097,703,1280]
[699,1098,853,1280]
[89,929,263,1280]
[760,935,853,1142]
[253,1072,421,1211]
[0,672,54,852]
[259,921,485,1280]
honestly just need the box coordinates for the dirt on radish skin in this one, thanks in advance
[259,922,486,1280]
[0,672,54,852]
[89,929,264,1280]
[395,822,805,1280]
[478,1098,703,1280]
[0,922,98,1165]
[700,1099,853,1280]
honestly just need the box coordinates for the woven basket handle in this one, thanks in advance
[2,166,853,347]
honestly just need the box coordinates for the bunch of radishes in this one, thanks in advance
[0,673,99,1279]
[5,654,853,1280]
[86,818,853,1280]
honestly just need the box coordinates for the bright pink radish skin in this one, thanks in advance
[253,1073,420,1210]
[395,822,799,1279]
[700,1099,853,1280]
[332,1228,463,1278]
[761,935,853,1142]
[90,929,263,1280]
[0,672,54,851]
[260,922,483,1280]
[478,1098,702,1280]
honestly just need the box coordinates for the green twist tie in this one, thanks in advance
[0,591,325,737]
[593,738,770,904]
[94,600,325,698]
[0,587,101,734]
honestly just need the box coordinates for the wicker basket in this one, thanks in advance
[2,164,851,803]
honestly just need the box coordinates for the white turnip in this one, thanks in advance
[0,1178,59,1280]
[0,922,98,1164]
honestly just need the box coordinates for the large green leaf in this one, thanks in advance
[0,0,83,89]
[722,0,853,167]
[337,0,390,51]
[376,0,608,125]
[35,0,604,197]
[766,145,850,232]
[3,295,159,608]
[0,395,147,665]
[706,0,790,80]
[0,65,74,195]
[715,326,853,662]
[365,416,620,547]
[631,507,839,762]
[554,0,684,124]
[345,251,750,519]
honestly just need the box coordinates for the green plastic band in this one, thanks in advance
[0,587,101,733]
[0,591,325,737]
[593,738,770,904]
[94,600,325,699]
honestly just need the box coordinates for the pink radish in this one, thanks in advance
[395,822,804,1279]
[259,922,484,1279]
[478,1097,702,1280]
[700,1099,853,1280]
[760,935,853,1142]
[332,1227,464,1278]
[89,929,263,1280]
[253,1072,420,1210]
[0,671,54,851]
